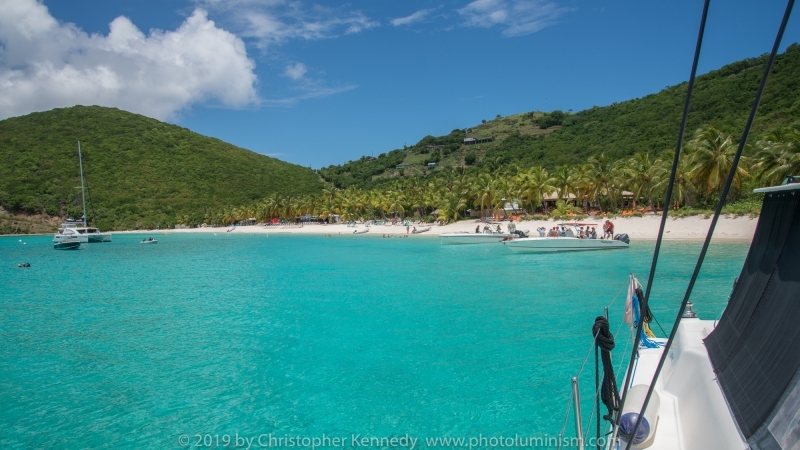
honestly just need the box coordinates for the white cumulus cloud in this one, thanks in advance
[284,62,307,80]
[457,0,571,37]
[391,9,433,27]
[0,0,259,120]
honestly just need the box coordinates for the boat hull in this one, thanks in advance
[88,233,112,242]
[53,233,88,243]
[503,237,628,252]
[440,233,512,245]
[54,241,81,250]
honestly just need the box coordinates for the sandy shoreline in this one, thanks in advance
[107,215,758,241]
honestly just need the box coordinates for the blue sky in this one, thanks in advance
[2,0,798,168]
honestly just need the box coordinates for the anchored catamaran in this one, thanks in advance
[53,142,112,246]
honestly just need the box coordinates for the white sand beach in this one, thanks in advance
[153,215,759,241]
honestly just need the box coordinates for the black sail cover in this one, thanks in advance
[704,187,800,450]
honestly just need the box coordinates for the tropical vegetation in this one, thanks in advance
[4,45,800,233]
[196,124,800,226]
[0,106,323,230]
[319,44,800,189]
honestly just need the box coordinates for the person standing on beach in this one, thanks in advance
[407,225,410,235]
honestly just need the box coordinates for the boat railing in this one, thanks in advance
[556,282,631,450]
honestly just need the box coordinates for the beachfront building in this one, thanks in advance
[542,192,578,210]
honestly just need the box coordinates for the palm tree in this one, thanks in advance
[472,172,495,219]
[517,166,555,213]
[687,126,749,199]
[553,165,577,206]
[751,125,800,186]
[384,190,406,220]
[653,151,694,209]
[436,192,467,223]
[221,206,235,225]
[317,198,338,223]
[627,153,665,211]
[491,177,514,218]
[584,153,621,212]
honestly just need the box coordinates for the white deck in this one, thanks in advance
[617,319,746,450]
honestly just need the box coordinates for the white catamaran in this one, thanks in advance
[53,142,112,246]
[558,2,798,447]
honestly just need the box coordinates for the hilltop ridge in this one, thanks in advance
[0,106,323,230]
[319,43,800,189]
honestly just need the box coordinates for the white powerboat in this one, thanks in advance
[440,227,512,244]
[503,222,628,252]
[140,237,158,244]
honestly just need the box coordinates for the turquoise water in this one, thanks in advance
[1,234,749,448]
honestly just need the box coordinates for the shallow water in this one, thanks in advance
[0,233,749,448]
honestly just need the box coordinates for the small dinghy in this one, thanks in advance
[140,237,158,244]
[412,226,431,234]
[353,229,369,234]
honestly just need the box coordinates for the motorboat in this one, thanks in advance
[440,223,512,244]
[54,237,81,250]
[503,222,629,253]
[140,237,158,244]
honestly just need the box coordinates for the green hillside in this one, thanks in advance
[320,43,800,189]
[0,106,323,230]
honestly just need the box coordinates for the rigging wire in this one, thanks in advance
[621,1,796,448]
[556,389,574,450]
[83,166,98,227]
[615,0,711,433]
[556,281,626,448]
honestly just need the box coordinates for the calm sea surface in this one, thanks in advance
[1,233,749,448]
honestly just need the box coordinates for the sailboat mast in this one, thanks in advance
[78,141,87,227]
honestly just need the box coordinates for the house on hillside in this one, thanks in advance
[396,163,409,170]
[427,163,437,169]
[463,137,494,145]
